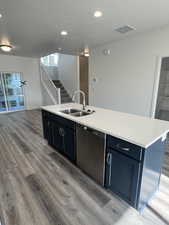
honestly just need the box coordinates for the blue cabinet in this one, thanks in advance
[105,148,141,207]
[42,110,50,140]
[51,121,63,151]
[42,110,76,163]
[42,110,166,211]
[106,135,166,211]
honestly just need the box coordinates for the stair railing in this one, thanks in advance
[40,63,61,104]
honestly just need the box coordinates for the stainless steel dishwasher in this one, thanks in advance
[76,124,106,186]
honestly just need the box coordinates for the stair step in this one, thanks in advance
[61,90,68,94]
[62,92,70,96]
[61,95,71,99]
[54,84,63,88]
[52,79,72,103]
[52,80,61,83]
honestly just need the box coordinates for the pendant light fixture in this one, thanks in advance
[83,46,90,57]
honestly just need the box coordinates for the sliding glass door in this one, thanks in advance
[0,72,25,112]
[0,75,7,112]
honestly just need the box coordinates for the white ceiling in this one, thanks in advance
[1,0,169,57]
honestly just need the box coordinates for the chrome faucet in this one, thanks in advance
[72,90,86,110]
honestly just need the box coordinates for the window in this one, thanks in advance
[0,72,25,112]
[8,88,14,96]
[1,101,6,108]
[10,100,17,107]
[41,53,59,67]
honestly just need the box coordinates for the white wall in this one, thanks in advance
[41,84,54,106]
[44,66,59,80]
[0,54,42,109]
[89,25,169,117]
[58,54,79,96]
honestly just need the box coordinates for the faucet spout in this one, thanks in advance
[72,90,86,110]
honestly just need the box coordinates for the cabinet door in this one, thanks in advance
[42,112,49,140]
[51,122,64,152]
[105,148,141,207]
[51,121,76,163]
[64,128,76,162]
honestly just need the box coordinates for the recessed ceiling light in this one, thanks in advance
[61,30,68,36]
[0,13,2,19]
[94,11,103,18]
[0,44,13,52]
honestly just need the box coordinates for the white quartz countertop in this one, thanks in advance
[41,103,169,148]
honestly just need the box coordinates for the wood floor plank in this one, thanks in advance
[49,151,111,207]
[9,132,32,154]
[26,173,74,225]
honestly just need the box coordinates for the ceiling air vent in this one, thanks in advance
[115,25,135,34]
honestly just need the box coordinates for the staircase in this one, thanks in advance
[52,80,72,103]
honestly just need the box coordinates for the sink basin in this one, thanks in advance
[60,108,81,114]
[60,108,94,117]
[72,111,91,117]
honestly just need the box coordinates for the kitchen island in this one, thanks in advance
[41,103,169,211]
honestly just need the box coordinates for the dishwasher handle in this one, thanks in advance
[82,126,105,138]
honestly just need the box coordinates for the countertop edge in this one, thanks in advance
[41,106,168,149]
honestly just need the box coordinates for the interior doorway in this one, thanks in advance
[0,72,25,112]
[155,57,169,121]
[79,56,89,105]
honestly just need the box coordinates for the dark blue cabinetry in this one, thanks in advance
[105,148,141,207]
[105,135,166,211]
[42,109,167,211]
[42,110,76,163]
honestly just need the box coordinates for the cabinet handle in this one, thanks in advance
[116,144,130,151]
[106,153,112,165]
[106,153,112,186]
[59,128,65,137]
[121,147,130,151]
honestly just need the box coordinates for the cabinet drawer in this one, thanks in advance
[107,135,143,161]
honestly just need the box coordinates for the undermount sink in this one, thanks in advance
[61,108,81,114]
[60,108,94,117]
[72,111,91,117]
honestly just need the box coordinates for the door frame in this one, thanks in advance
[79,56,89,105]
[150,55,169,118]
[0,71,27,113]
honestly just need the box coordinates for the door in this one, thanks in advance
[0,72,25,112]
[105,148,141,207]
[0,75,7,112]
[2,73,25,111]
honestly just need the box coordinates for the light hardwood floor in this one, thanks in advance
[0,110,169,225]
